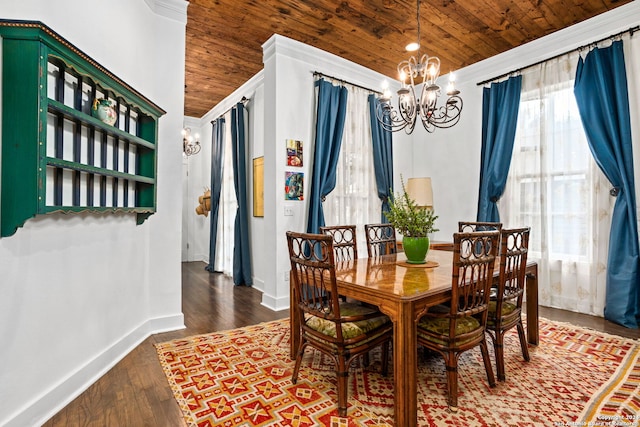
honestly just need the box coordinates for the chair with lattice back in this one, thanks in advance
[458,221,503,233]
[459,222,503,296]
[485,227,531,381]
[364,223,398,257]
[320,225,358,261]
[286,231,392,416]
[416,230,500,407]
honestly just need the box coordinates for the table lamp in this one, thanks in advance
[405,177,433,210]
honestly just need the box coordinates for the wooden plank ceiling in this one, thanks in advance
[184,0,631,117]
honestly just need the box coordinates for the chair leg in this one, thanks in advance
[480,338,497,388]
[516,321,531,362]
[444,352,458,407]
[493,331,506,382]
[291,342,307,384]
[336,356,349,417]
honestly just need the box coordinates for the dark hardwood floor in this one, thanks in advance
[43,262,288,427]
[43,261,639,426]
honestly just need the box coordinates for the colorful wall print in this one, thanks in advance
[286,139,303,167]
[285,172,304,200]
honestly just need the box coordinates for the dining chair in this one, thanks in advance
[485,227,531,381]
[320,225,358,261]
[364,223,398,257]
[416,230,500,407]
[286,231,393,417]
[458,221,503,233]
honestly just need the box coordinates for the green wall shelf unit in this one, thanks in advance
[0,20,165,237]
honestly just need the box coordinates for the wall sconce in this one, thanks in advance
[182,127,201,156]
[405,177,433,210]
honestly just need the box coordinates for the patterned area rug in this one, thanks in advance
[155,318,639,427]
[579,344,640,424]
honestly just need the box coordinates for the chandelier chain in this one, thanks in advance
[416,0,420,53]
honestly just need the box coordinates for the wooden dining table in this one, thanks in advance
[289,249,539,427]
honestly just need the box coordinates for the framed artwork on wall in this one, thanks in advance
[285,172,304,201]
[286,139,303,167]
[253,157,264,217]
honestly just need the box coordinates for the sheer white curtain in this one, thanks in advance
[214,113,237,275]
[323,84,381,252]
[501,51,612,316]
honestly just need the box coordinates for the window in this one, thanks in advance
[501,53,611,315]
[323,85,381,251]
[510,84,592,260]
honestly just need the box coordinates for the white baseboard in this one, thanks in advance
[4,314,185,427]
[252,277,265,292]
[261,291,290,312]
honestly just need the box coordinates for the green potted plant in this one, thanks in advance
[385,178,439,264]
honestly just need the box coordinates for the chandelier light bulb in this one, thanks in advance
[447,81,455,93]
[447,73,460,95]
[405,42,419,52]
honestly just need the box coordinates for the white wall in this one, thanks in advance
[409,78,485,241]
[0,1,187,426]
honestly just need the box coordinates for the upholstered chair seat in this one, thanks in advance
[417,316,482,347]
[304,302,391,340]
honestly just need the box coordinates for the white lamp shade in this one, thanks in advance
[405,177,433,209]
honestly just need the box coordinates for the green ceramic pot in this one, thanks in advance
[403,236,430,264]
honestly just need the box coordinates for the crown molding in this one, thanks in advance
[144,0,188,23]
[262,34,389,93]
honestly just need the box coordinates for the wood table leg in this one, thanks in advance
[525,263,539,345]
[381,301,417,427]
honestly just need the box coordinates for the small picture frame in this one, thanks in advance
[253,157,264,217]
[285,172,304,201]
[286,139,303,167]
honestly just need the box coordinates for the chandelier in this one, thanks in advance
[376,0,463,134]
[182,127,201,156]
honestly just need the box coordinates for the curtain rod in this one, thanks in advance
[211,96,250,123]
[313,71,382,95]
[477,25,639,86]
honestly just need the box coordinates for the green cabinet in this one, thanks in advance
[0,20,165,237]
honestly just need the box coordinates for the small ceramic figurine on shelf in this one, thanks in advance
[92,98,117,126]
